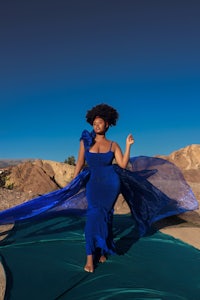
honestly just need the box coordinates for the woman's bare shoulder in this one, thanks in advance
[111,141,120,150]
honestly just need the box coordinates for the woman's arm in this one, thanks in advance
[114,134,134,168]
[73,140,85,179]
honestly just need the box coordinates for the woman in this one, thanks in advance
[73,103,134,272]
[0,103,198,275]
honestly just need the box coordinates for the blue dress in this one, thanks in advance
[84,143,120,256]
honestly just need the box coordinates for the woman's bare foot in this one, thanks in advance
[84,255,94,273]
[99,255,107,263]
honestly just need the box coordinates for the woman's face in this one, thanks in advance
[93,117,108,134]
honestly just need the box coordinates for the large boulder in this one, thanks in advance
[34,160,75,188]
[4,161,59,196]
[0,160,75,212]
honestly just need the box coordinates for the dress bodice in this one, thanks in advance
[85,150,114,169]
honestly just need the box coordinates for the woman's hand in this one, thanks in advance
[126,134,134,146]
[114,134,134,168]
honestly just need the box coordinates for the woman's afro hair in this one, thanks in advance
[86,103,119,126]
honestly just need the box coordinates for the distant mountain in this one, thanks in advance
[0,159,34,168]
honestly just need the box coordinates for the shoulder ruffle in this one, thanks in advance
[80,129,96,150]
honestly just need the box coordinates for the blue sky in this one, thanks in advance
[0,0,199,162]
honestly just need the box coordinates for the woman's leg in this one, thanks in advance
[84,254,94,272]
[99,255,107,263]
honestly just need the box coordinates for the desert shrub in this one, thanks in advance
[0,170,11,188]
[64,156,76,166]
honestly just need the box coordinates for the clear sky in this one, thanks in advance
[1,0,199,162]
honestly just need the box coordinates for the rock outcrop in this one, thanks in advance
[158,144,200,170]
[34,160,75,188]
[6,160,74,191]
[0,160,75,212]
[157,144,200,211]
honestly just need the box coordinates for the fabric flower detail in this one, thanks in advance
[80,129,96,150]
